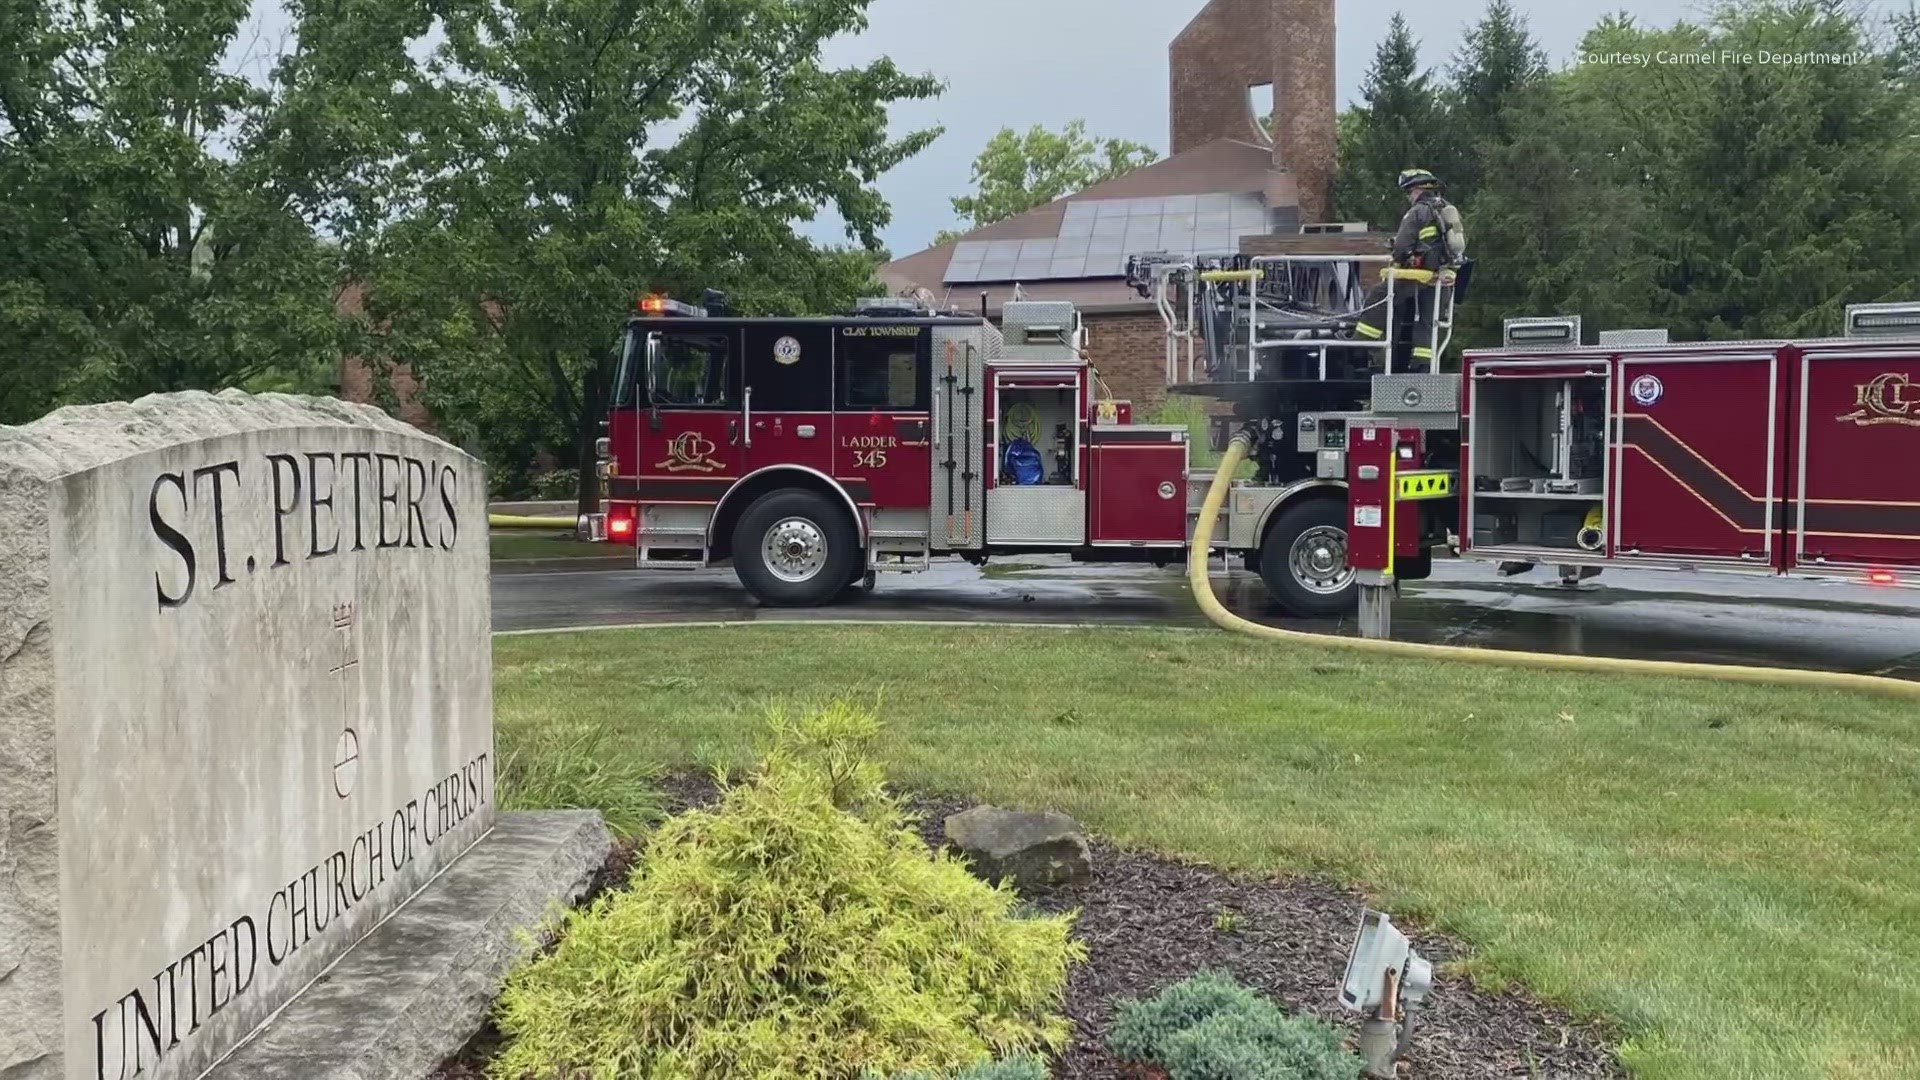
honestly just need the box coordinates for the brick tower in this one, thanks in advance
[1169,0,1337,224]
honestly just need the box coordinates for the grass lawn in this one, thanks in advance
[494,624,1920,1080]
[490,531,612,561]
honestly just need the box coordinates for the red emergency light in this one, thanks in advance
[607,505,637,543]
[637,293,702,317]
[1866,569,1898,586]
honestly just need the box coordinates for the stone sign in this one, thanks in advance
[0,391,494,1080]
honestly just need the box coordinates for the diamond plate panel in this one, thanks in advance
[1001,301,1079,345]
[930,323,991,550]
[1370,373,1460,414]
[985,486,1086,544]
[1596,328,1670,347]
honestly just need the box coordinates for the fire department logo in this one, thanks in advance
[1838,372,1920,428]
[773,336,803,365]
[656,432,723,472]
[1630,374,1664,407]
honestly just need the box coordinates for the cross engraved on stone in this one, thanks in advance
[333,728,360,799]
[327,601,359,675]
[328,601,361,797]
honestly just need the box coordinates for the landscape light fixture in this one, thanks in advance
[1338,909,1433,1079]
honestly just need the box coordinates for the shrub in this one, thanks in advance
[530,468,580,499]
[881,1054,1050,1080]
[488,700,1085,1080]
[1110,972,1360,1080]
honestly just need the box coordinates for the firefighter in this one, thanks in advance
[1352,168,1466,369]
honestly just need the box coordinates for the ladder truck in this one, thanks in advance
[581,264,1920,617]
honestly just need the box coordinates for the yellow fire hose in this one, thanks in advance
[1188,433,1920,701]
[490,515,576,530]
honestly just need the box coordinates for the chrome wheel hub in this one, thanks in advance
[1289,525,1354,595]
[763,517,828,583]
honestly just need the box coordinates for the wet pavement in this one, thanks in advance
[492,556,1920,680]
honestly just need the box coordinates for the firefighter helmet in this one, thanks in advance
[1397,168,1440,190]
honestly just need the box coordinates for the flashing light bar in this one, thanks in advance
[637,294,703,317]
[1846,303,1920,337]
[1502,316,1582,349]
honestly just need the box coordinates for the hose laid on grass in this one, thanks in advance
[1188,433,1920,701]
[491,515,577,530]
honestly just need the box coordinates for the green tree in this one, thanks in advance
[1442,0,1549,205]
[1448,1,1920,347]
[274,0,940,502]
[0,0,344,424]
[1332,13,1447,229]
[1655,0,1920,338]
[939,120,1156,243]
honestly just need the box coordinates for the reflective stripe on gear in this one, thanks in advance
[1385,267,1436,283]
[1411,346,1434,359]
[1355,322,1385,339]
[1419,225,1439,239]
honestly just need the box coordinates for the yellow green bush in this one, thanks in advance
[488,700,1086,1079]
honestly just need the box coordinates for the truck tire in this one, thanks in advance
[1258,498,1357,617]
[732,490,861,607]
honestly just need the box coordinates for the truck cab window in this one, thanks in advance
[651,333,733,407]
[838,336,928,410]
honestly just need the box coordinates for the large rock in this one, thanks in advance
[944,806,1092,891]
[0,391,499,1080]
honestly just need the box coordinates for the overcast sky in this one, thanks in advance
[814,0,1716,255]
[234,0,1903,255]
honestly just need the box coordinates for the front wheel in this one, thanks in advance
[1258,499,1357,617]
[732,490,861,607]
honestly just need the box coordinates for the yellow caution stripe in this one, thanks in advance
[1396,470,1455,500]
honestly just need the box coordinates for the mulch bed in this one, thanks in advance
[436,770,1621,1079]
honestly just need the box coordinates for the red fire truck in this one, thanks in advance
[584,292,1198,607]
[582,262,1920,613]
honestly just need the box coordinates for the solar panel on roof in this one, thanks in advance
[940,193,1282,282]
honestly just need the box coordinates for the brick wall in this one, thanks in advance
[338,355,440,435]
[1170,0,1272,155]
[1273,0,1336,224]
[1170,0,1336,222]
[1084,312,1175,415]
